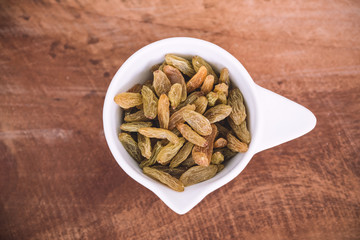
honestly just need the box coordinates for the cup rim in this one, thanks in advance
[103,37,262,214]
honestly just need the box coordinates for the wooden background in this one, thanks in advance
[1,0,359,239]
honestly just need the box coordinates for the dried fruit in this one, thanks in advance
[141,85,158,119]
[192,124,217,166]
[169,141,194,168]
[176,123,207,147]
[163,65,187,101]
[204,104,232,123]
[226,133,248,152]
[214,83,229,105]
[138,127,180,144]
[114,92,142,109]
[127,83,142,93]
[143,79,154,91]
[228,118,251,144]
[171,128,181,136]
[201,75,214,94]
[186,66,207,93]
[159,61,167,71]
[165,54,195,77]
[124,109,148,122]
[192,56,219,83]
[214,138,227,148]
[118,133,142,163]
[168,83,182,109]
[228,88,246,125]
[158,94,170,129]
[168,104,196,130]
[152,165,188,179]
[151,63,161,72]
[215,123,230,138]
[115,54,250,191]
[217,164,225,173]
[120,122,152,132]
[183,110,212,136]
[143,167,184,192]
[139,141,163,168]
[153,70,171,97]
[211,151,224,164]
[176,91,203,110]
[217,92,227,104]
[179,165,218,186]
[151,62,167,72]
[138,133,152,159]
[124,109,132,119]
[219,68,230,85]
[156,137,185,165]
[218,148,237,160]
[206,91,218,107]
[151,63,162,72]
[193,96,208,114]
[214,83,229,97]
[181,157,196,167]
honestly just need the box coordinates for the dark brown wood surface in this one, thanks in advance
[1,1,359,239]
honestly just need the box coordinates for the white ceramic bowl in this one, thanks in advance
[103,37,316,214]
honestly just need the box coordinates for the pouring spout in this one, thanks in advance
[254,85,316,153]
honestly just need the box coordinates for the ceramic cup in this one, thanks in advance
[103,37,316,214]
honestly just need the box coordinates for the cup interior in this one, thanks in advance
[103,37,260,213]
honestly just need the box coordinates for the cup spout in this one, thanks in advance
[254,84,316,153]
[146,181,218,215]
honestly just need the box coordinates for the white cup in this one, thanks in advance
[103,37,316,214]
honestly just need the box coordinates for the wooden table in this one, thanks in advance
[1,1,359,239]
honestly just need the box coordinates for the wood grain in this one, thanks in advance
[1,0,359,239]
